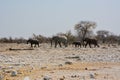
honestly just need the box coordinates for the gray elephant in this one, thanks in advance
[72,41,81,48]
[83,38,99,48]
[51,35,68,48]
[27,39,39,47]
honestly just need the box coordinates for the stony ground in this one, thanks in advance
[0,43,120,80]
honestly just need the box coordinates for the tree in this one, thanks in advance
[55,31,76,44]
[65,30,76,44]
[74,21,96,40]
[96,30,109,43]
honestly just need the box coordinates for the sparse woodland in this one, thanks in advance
[0,21,120,46]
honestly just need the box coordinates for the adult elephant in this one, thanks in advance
[27,39,39,47]
[83,38,99,48]
[51,35,68,48]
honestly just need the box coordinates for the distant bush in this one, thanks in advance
[0,37,26,43]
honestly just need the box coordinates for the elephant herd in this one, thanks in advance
[27,35,100,48]
[72,38,99,48]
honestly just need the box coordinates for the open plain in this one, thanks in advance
[0,43,120,80]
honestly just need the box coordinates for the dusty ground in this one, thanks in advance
[0,43,120,80]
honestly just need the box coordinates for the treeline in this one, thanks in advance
[0,34,51,43]
[0,21,120,45]
[0,30,120,45]
[0,37,26,43]
[96,30,120,45]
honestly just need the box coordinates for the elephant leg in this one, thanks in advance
[55,41,57,48]
[62,42,66,47]
[97,44,100,47]
[94,43,99,47]
[75,44,77,47]
[31,43,33,47]
[76,44,78,47]
[85,43,88,48]
[89,43,91,48]
[82,42,85,47]
[80,44,81,48]
[58,42,62,47]
[34,44,36,47]
[38,44,39,47]
[94,44,96,47]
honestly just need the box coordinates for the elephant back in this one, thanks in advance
[58,35,67,40]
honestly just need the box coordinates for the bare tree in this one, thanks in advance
[96,30,109,43]
[74,21,96,41]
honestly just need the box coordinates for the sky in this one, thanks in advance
[0,0,120,38]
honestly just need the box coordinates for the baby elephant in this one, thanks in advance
[27,39,39,47]
[72,41,81,48]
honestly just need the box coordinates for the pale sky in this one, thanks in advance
[0,0,120,38]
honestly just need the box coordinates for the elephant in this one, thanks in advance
[83,38,99,48]
[72,41,81,48]
[51,35,68,48]
[27,39,39,47]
